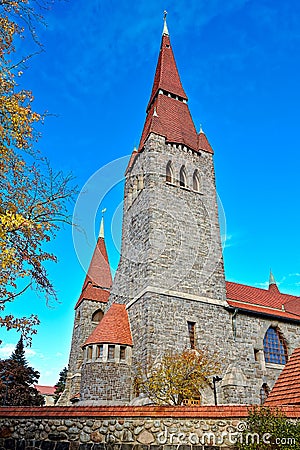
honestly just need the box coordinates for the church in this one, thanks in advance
[58,16,300,406]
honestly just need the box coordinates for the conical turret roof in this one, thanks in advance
[75,218,112,309]
[83,303,132,347]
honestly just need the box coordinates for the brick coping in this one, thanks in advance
[0,405,299,418]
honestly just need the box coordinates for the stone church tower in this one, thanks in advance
[110,16,231,382]
[60,15,300,406]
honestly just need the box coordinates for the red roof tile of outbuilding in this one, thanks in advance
[226,281,300,320]
[265,347,300,406]
[83,303,133,347]
[34,385,56,395]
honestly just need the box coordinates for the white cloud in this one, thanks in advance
[0,343,36,359]
[0,343,15,358]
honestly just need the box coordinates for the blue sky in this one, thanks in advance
[1,0,300,385]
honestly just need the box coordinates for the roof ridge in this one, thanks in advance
[226,280,300,299]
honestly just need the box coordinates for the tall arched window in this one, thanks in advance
[166,161,174,183]
[263,327,287,364]
[179,165,187,187]
[193,170,200,192]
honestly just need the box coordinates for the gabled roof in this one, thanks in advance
[83,303,133,347]
[265,347,300,406]
[75,226,112,309]
[226,281,300,320]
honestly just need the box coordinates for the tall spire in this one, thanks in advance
[269,270,280,293]
[99,208,106,238]
[137,16,214,154]
[163,10,169,36]
[75,214,112,309]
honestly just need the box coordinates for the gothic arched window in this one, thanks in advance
[263,327,287,365]
[179,165,187,187]
[193,169,201,192]
[166,161,174,183]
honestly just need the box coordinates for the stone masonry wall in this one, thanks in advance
[126,293,300,405]
[0,405,286,450]
[111,133,226,304]
[0,405,299,449]
[59,300,109,405]
[80,362,133,405]
[109,133,300,406]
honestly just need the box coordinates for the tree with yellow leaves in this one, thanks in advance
[0,0,76,341]
[135,348,222,406]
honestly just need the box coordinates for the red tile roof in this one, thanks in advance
[83,303,133,347]
[198,131,214,154]
[34,385,56,395]
[226,281,300,320]
[137,30,214,155]
[139,95,198,152]
[2,405,300,419]
[75,236,112,309]
[265,347,300,406]
[147,33,187,112]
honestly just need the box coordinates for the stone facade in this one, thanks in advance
[0,405,253,449]
[112,134,226,304]
[0,405,299,449]
[59,300,108,404]
[80,362,133,405]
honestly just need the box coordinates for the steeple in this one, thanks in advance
[75,216,112,309]
[99,215,105,239]
[162,10,169,36]
[269,270,280,294]
[138,14,213,154]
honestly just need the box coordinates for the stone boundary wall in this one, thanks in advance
[0,406,299,450]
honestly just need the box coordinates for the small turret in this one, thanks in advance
[80,304,133,405]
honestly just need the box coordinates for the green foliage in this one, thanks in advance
[135,347,221,405]
[9,335,27,366]
[54,366,67,403]
[0,337,45,405]
[237,407,300,449]
[0,0,77,342]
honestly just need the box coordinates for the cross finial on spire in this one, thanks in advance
[163,10,169,35]
[199,123,203,133]
[99,208,106,238]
